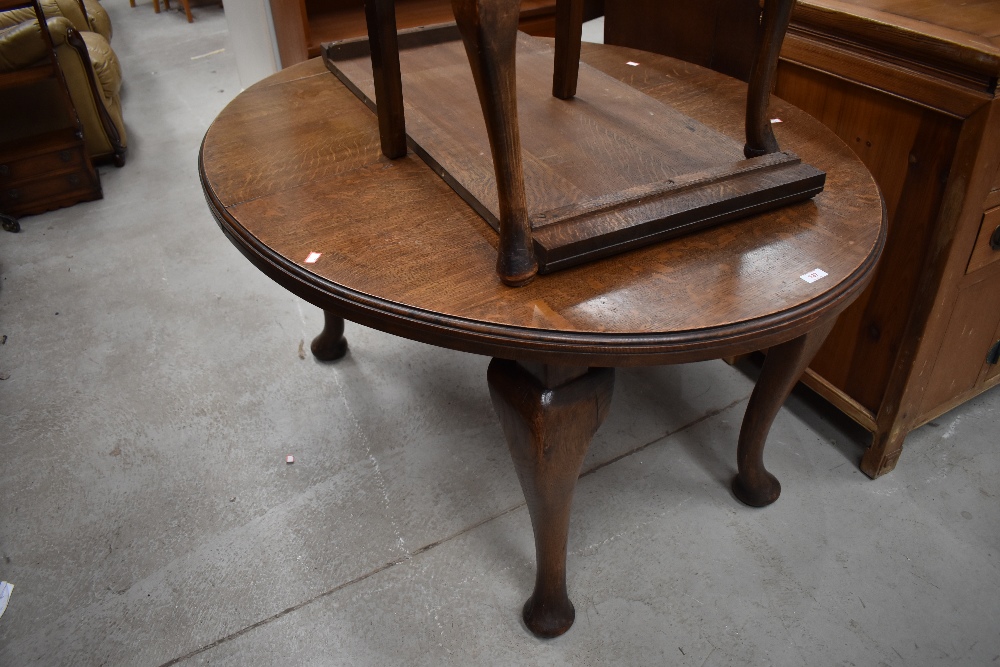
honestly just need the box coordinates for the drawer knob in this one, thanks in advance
[0,164,8,176]
[6,188,19,200]
[68,174,81,186]
[988,340,1000,366]
[990,225,1000,251]
[59,150,73,163]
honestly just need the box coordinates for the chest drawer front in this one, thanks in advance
[0,145,88,185]
[967,206,1000,275]
[2,169,97,215]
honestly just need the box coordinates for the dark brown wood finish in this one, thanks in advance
[604,0,763,82]
[311,310,349,360]
[488,359,613,638]
[744,0,795,158]
[363,0,407,158]
[200,48,885,637]
[451,0,538,285]
[733,316,836,506]
[201,53,883,366]
[551,0,583,99]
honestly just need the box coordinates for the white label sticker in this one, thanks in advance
[626,61,639,66]
[800,268,828,283]
[770,118,783,123]
[304,252,321,264]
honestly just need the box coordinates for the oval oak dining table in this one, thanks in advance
[200,45,885,639]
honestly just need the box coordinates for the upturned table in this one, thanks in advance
[200,46,885,638]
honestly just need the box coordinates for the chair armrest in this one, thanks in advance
[80,0,109,39]
[0,14,71,71]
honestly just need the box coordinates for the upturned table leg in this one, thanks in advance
[744,0,795,158]
[733,318,836,507]
[452,0,538,286]
[487,359,614,638]
[310,310,349,361]
[552,0,584,99]
[362,0,407,159]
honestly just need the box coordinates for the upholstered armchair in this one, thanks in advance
[0,0,126,165]
[2,0,112,39]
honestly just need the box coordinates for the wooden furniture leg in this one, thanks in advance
[744,0,794,158]
[311,310,349,361]
[860,428,905,478]
[181,0,193,22]
[1,213,20,233]
[552,0,584,99]
[452,0,538,286]
[363,0,407,159]
[153,0,160,13]
[488,359,614,638]
[733,317,836,507]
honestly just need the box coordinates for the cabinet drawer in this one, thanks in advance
[0,145,87,185]
[967,206,1000,275]
[1,169,98,215]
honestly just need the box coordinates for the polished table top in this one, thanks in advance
[199,48,884,367]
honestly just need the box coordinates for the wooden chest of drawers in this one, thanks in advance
[774,0,1000,477]
[0,128,101,219]
[605,0,1000,477]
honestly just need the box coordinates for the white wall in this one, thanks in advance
[223,0,280,89]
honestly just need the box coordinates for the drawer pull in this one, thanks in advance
[988,340,1000,366]
[6,188,19,200]
[991,225,1000,251]
[0,164,8,176]
[68,174,81,186]
[59,150,73,163]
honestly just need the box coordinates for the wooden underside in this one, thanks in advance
[323,25,826,272]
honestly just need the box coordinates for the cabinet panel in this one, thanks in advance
[2,167,95,209]
[919,273,1000,414]
[0,143,87,185]
[295,0,562,59]
[598,0,1000,477]
[967,206,1000,274]
[985,317,1000,384]
[774,62,961,414]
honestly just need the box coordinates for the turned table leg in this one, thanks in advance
[310,310,349,361]
[487,359,614,638]
[733,318,836,507]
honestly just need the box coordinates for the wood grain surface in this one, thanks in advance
[325,27,825,272]
[200,45,885,367]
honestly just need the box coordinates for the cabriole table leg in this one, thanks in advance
[733,318,836,507]
[487,359,614,638]
[310,310,349,361]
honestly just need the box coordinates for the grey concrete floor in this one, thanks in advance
[1,2,998,665]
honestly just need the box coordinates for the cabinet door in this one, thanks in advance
[774,62,962,415]
[919,273,1000,416]
[983,317,1000,385]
